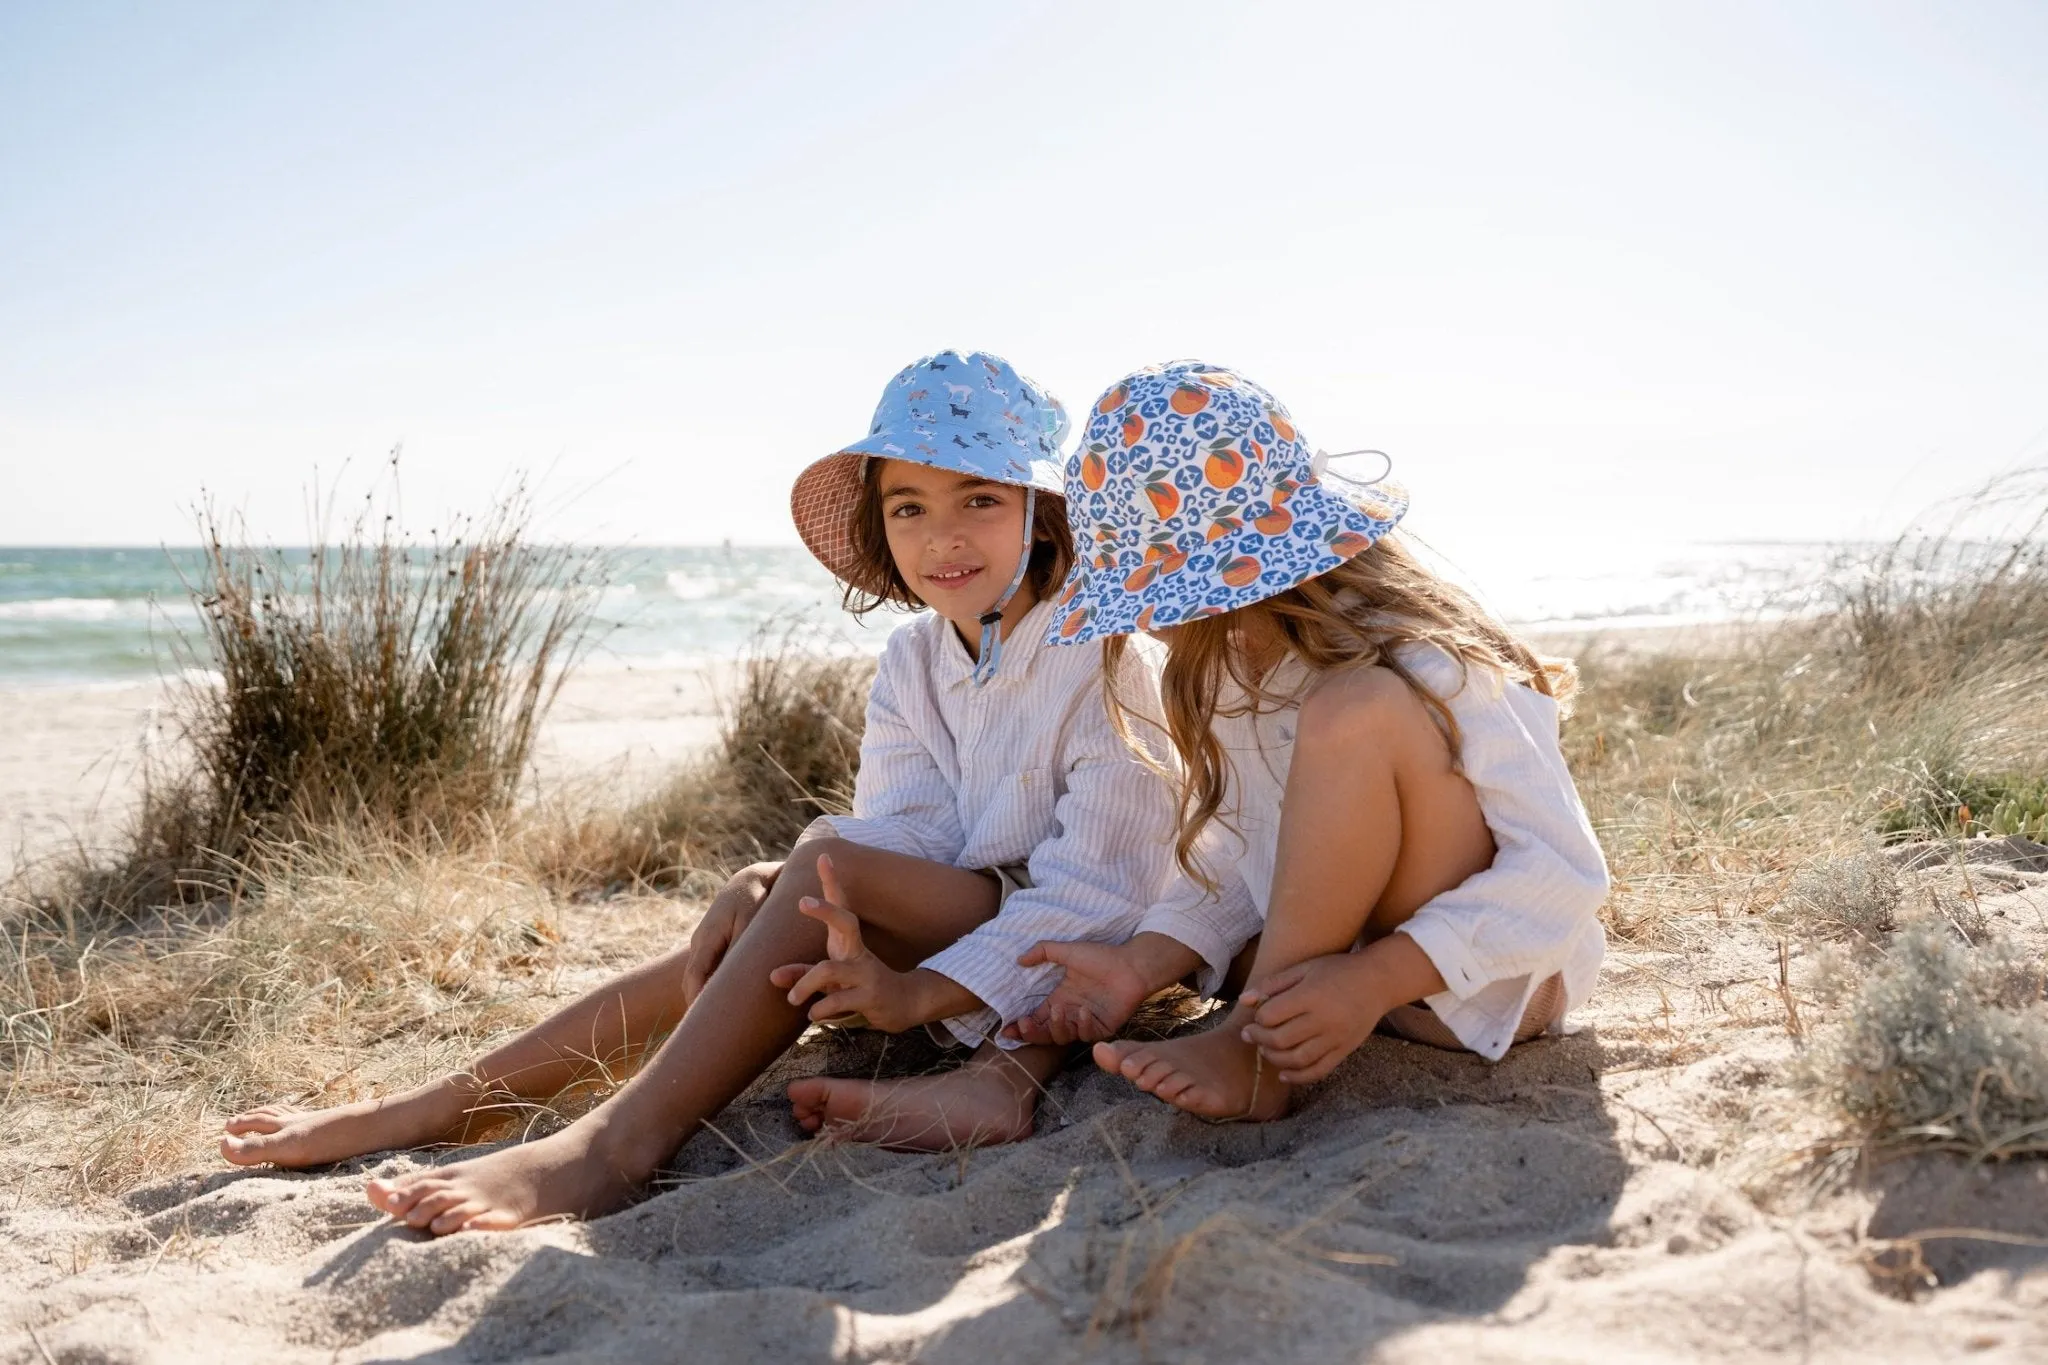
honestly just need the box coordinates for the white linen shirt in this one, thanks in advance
[1136,642,1610,1061]
[798,598,1175,1047]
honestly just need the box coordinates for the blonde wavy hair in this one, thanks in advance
[1102,533,1577,885]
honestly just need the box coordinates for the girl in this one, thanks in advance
[1009,360,1608,1120]
[218,351,1175,1230]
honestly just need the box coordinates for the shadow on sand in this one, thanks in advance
[317,1016,1630,1362]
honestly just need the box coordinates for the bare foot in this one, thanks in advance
[219,1079,484,1169]
[787,1067,1038,1151]
[364,1120,661,1235]
[1093,1018,1289,1121]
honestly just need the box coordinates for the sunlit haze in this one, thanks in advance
[4,0,2045,589]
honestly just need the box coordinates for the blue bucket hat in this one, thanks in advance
[791,349,1070,682]
[1045,360,1407,645]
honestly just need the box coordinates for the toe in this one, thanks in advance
[1131,1057,1177,1092]
[429,1201,484,1235]
[405,1187,466,1228]
[366,1176,428,1215]
[223,1111,284,1135]
[1091,1042,1128,1075]
[462,1206,523,1232]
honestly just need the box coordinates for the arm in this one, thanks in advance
[1127,822,1264,995]
[795,638,966,866]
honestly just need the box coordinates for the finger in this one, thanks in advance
[1240,964,1306,1008]
[1240,1015,1318,1051]
[768,962,815,990]
[800,897,867,962]
[815,853,846,910]
[786,961,852,1006]
[809,989,870,1023]
[682,941,723,1004]
[1015,1008,1059,1044]
[1020,939,1081,969]
[1278,1051,1343,1085]
[1250,985,1315,1030]
[1257,1039,1332,1074]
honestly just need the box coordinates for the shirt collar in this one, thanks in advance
[933,596,1057,690]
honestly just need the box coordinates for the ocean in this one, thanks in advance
[0,541,1859,688]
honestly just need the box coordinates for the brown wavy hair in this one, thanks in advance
[838,459,1074,616]
[1102,532,1576,884]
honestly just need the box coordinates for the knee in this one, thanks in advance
[784,836,873,896]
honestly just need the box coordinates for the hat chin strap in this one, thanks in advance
[971,487,1036,687]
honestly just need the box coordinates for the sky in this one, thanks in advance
[2,0,2045,580]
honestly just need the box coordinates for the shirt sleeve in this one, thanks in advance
[797,637,966,866]
[1391,647,1611,1059]
[1132,819,1264,996]
[919,651,1179,1043]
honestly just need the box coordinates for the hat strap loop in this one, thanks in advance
[972,486,1036,687]
[1311,448,1394,484]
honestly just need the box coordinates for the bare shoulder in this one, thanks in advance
[1296,663,1437,743]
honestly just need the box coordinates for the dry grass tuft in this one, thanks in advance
[524,625,874,893]
[1767,846,1902,951]
[21,468,603,922]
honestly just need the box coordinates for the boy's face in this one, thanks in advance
[875,460,1035,631]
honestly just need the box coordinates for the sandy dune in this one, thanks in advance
[1,863,2041,1362]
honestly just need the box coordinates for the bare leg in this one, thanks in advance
[222,932,701,1168]
[786,1041,1069,1151]
[1097,668,1494,1118]
[364,838,999,1233]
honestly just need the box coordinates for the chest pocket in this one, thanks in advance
[967,766,1060,867]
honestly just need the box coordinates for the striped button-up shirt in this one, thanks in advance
[1137,641,1610,1060]
[801,598,1176,1047]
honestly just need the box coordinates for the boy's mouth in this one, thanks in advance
[921,564,985,594]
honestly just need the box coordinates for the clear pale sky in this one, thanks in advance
[3,1,2044,575]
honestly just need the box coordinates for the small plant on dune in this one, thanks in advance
[1803,919,2048,1158]
[1770,846,1901,951]
[1875,768,2048,844]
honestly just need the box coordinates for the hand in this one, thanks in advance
[768,855,926,1033]
[1238,954,1383,1085]
[682,861,781,1006]
[1001,940,1153,1045]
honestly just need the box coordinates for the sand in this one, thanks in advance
[0,664,731,880]
[0,854,2041,1362]
[2,642,2045,1361]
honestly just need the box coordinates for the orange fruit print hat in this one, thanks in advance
[1045,360,1407,644]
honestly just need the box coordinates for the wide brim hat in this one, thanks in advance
[791,350,1069,596]
[1046,360,1407,645]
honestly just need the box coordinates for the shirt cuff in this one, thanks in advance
[921,937,1052,1019]
[1395,915,1491,1000]
[1134,904,1247,998]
